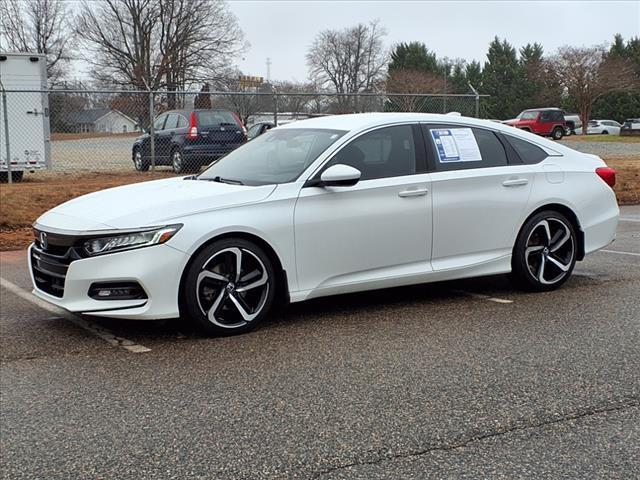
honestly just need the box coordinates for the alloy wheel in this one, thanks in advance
[172,150,183,172]
[196,247,270,329]
[524,218,575,285]
[134,150,144,170]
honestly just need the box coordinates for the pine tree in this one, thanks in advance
[482,37,523,119]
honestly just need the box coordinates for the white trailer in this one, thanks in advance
[0,52,51,182]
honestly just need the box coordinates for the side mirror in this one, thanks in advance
[319,164,361,187]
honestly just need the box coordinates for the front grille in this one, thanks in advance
[31,230,84,298]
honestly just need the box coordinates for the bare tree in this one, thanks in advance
[386,69,444,112]
[549,46,638,133]
[306,20,388,110]
[0,0,74,83]
[271,81,315,115]
[75,0,246,95]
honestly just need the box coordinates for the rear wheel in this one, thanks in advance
[551,127,564,140]
[172,148,186,173]
[602,130,609,135]
[512,211,577,291]
[182,238,277,336]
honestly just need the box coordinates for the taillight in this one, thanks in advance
[187,111,198,139]
[596,167,616,188]
[231,112,247,135]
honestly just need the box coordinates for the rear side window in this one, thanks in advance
[424,126,507,171]
[504,135,548,164]
[164,114,179,130]
[176,115,188,128]
[197,110,239,128]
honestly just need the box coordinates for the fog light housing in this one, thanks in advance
[88,282,147,301]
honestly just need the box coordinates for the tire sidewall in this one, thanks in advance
[133,149,149,171]
[552,127,564,140]
[512,211,577,291]
[182,238,277,336]
[172,149,184,173]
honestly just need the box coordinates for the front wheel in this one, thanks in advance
[512,211,577,292]
[551,127,564,140]
[182,238,277,336]
[602,130,609,135]
[133,149,149,171]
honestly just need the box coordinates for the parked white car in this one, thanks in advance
[30,113,619,335]
[576,120,622,135]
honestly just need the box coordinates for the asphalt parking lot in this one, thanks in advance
[1,206,639,479]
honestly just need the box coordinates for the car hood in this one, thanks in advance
[36,177,277,231]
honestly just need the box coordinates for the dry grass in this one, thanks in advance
[50,132,140,141]
[607,157,640,205]
[562,134,640,143]
[0,171,172,250]
[1,158,638,251]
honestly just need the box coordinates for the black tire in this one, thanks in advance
[551,127,564,140]
[171,148,186,174]
[0,171,23,183]
[602,130,609,135]
[512,210,577,292]
[182,238,277,336]
[133,148,149,171]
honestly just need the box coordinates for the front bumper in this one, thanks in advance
[29,243,190,320]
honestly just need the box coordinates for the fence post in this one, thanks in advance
[1,86,12,184]
[468,82,480,118]
[273,88,278,127]
[148,90,155,171]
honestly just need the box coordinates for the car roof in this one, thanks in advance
[278,112,539,134]
[523,107,562,112]
[278,112,578,156]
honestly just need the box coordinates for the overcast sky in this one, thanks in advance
[229,0,640,82]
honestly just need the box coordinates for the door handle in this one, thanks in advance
[502,178,529,187]
[398,188,428,198]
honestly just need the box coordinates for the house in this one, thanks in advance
[69,108,139,134]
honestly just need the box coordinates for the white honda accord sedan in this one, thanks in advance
[30,113,619,335]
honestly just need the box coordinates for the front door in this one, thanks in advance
[294,124,432,294]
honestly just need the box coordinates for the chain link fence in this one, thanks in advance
[1,89,486,182]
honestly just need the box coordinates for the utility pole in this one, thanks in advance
[266,57,272,83]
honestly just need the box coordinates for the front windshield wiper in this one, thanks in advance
[208,176,245,185]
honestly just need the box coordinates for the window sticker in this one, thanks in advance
[430,128,482,163]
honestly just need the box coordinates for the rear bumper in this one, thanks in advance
[183,143,243,161]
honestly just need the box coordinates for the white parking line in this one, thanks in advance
[619,218,640,223]
[0,277,151,353]
[453,290,514,304]
[599,249,640,257]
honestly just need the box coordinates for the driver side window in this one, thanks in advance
[325,125,416,181]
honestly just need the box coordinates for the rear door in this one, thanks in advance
[423,124,534,271]
[156,113,179,161]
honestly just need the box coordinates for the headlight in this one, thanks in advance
[83,224,182,256]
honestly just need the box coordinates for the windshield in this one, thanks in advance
[198,128,347,185]
[197,110,238,127]
[519,111,538,120]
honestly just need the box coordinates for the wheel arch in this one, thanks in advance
[177,231,290,318]
[519,203,585,261]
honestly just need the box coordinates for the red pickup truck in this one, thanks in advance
[503,108,567,140]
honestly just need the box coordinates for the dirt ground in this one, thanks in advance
[1,158,638,251]
[0,171,172,250]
